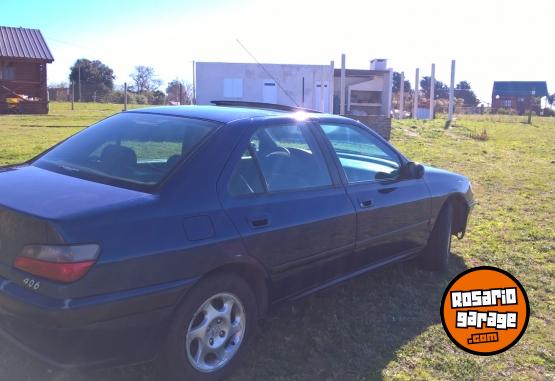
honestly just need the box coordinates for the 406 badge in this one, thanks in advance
[440,266,529,355]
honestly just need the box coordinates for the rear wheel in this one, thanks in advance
[160,273,257,381]
[420,202,453,271]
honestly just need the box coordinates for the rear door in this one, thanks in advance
[218,120,356,296]
[317,122,432,263]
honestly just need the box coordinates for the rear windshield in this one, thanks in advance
[33,112,219,189]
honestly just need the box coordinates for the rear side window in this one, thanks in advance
[34,113,218,188]
[229,123,332,194]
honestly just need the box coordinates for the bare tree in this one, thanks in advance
[166,79,193,104]
[130,66,162,94]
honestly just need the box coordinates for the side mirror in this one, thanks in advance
[402,162,425,179]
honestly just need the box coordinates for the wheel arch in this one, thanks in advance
[203,261,269,318]
[445,193,470,238]
[173,257,270,321]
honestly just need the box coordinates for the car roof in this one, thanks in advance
[126,105,301,123]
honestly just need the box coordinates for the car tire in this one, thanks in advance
[420,202,453,271]
[159,273,257,381]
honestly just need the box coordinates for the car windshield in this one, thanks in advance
[33,112,219,189]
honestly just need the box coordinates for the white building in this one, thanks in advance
[195,59,393,118]
[195,62,334,112]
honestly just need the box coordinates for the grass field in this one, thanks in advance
[0,102,554,380]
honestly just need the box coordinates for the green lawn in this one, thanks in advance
[0,103,553,380]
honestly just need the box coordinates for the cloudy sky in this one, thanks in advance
[3,0,554,102]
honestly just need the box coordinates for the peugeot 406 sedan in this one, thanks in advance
[0,102,474,380]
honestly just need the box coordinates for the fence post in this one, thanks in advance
[123,82,128,111]
[447,60,456,124]
[179,82,183,105]
[528,109,532,124]
[413,68,419,119]
[399,72,405,120]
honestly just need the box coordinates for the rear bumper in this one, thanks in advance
[0,276,197,369]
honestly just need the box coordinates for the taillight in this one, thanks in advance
[14,244,100,283]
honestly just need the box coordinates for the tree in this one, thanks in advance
[392,72,411,93]
[455,81,479,106]
[420,76,449,99]
[166,79,194,104]
[130,66,162,94]
[69,59,114,102]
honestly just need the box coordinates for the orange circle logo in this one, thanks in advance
[440,266,529,355]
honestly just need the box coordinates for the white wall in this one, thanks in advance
[195,62,334,112]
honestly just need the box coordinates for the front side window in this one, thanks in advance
[34,113,218,188]
[229,123,332,194]
[320,124,401,183]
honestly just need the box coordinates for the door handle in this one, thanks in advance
[359,199,373,208]
[249,217,269,228]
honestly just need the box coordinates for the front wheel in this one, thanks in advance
[160,273,257,381]
[420,202,453,271]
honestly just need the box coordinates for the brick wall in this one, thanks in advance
[346,115,392,140]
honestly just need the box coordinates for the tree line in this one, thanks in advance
[50,58,193,105]
[392,71,480,106]
[52,59,484,107]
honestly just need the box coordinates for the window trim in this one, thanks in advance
[227,121,337,197]
[315,121,406,186]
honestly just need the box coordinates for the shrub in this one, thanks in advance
[497,108,517,115]
[134,94,149,104]
[468,128,489,141]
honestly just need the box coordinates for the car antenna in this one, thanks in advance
[236,39,300,107]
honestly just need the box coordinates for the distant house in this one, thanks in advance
[0,26,54,114]
[492,81,548,114]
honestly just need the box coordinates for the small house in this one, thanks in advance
[492,81,548,115]
[0,26,54,114]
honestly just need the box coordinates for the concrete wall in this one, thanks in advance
[333,70,392,116]
[196,62,334,112]
[347,115,392,140]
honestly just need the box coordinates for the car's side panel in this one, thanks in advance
[312,121,433,263]
[217,119,357,295]
[346,179,432,258]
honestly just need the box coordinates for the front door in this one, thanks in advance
[262,80,277,104]
[313,81,329,112]
[219,120,356,297]
[318,122,432,264]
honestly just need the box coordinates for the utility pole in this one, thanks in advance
[179,82,183,105]
[399,71,405,120]
[123,82,128,111]
[192,60,196,105]
[71,81,74,110]
[429,63,435,119]
[413,68,419,119]
[340,54,346,115]
[78,65,82,102]
[447,60,456,124]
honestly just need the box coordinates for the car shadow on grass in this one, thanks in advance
[0,254,467,381]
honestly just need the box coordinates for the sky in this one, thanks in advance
[2,0,554,103]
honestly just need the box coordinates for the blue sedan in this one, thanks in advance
[0,103,474,380]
